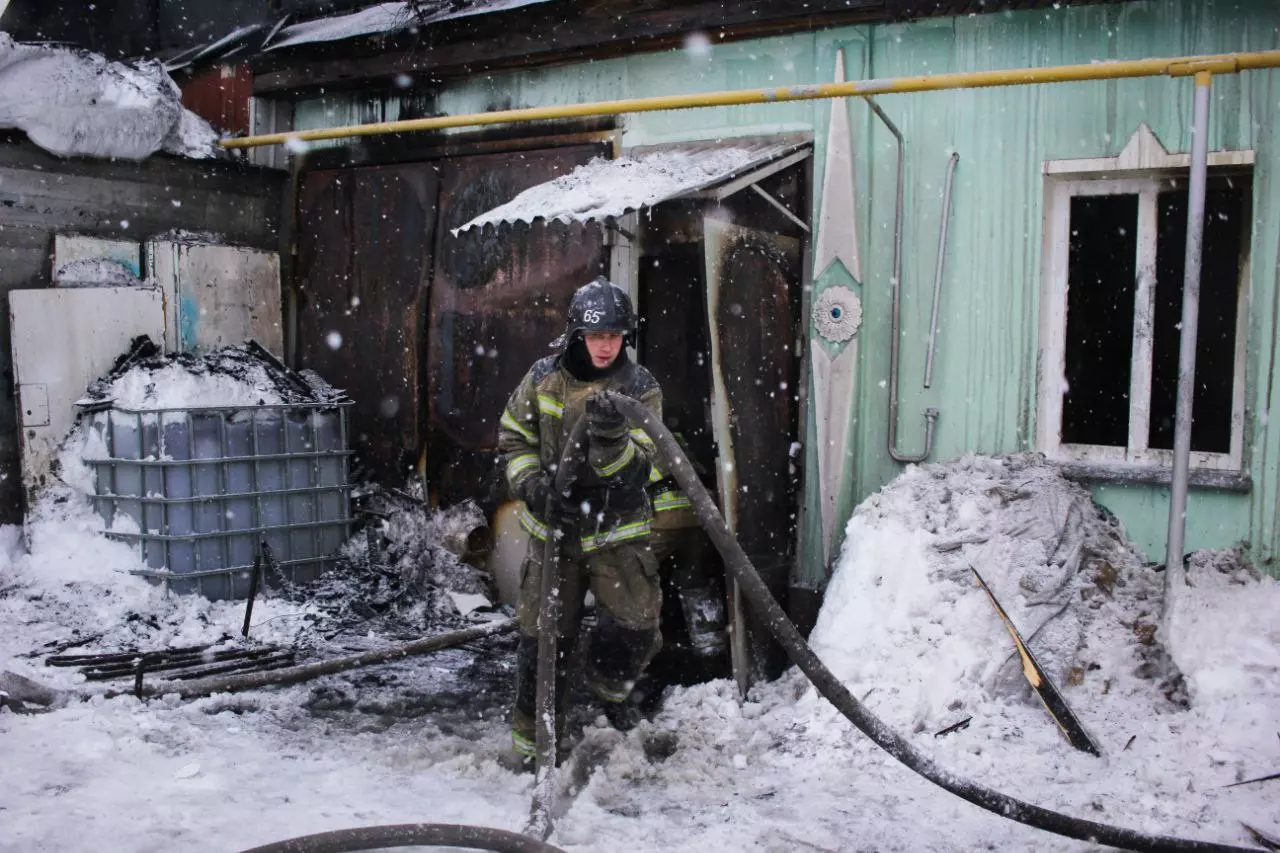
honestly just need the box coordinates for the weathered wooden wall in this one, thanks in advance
[0,140,285,520]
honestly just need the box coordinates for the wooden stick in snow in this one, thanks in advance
[1,618,516,709]
[127,617,517,700]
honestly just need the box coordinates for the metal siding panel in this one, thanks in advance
[9,287,166,504]
[180,64,255,136]
[427,144,608,506]
[148,242,283,354]
[295,164,438,486]
[855,1,1276,570]
[52,236,142,279]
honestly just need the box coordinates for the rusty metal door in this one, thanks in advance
[295,164,438,485]
[703,216,803,689]
[427,145,607,507]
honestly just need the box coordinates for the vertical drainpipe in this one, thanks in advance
[868,98,938,463]
[1164,71,1213,593]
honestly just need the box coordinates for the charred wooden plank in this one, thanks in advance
[47,641,215,667]
[971,566,1101,756]
[160,651,298,682]
[81,647,281,681]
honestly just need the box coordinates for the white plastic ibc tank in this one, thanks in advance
[253,410,286,528]
[284,410,316,530]
[107,410,142,461]
[223,411,255,535]
[159,411,194,574]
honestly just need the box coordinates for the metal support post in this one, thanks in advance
[1164,71,1213,593]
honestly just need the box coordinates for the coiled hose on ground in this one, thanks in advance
[606,391,1260,853]
[238,824,567,853]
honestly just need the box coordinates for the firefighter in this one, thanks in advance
[498,276,664,768]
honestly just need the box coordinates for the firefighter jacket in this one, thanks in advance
[499,354,662,552]
[647,432,698,530]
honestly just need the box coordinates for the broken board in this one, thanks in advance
[52,235,141,283]
[147,240,282,356]
[9,287,165,505]
[970,566,1102,756]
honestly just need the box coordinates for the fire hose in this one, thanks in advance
[240,424,590,853]
[238,396,1259,852]
[605,391,1260,853]
[527,418,590,839]
[239,824,566,853]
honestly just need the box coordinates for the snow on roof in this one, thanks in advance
[268,0,553,50]
[0,34,221,161]
[454,140,807,233]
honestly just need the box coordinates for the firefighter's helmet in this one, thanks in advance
[554,276,636,348]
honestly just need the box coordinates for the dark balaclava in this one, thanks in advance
[562,333,628,381]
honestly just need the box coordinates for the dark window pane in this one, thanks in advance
[1062,194,1138,447]
[1148,181,1245,454]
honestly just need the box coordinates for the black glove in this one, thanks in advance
[586,393,627,442]
[523,472,578,524]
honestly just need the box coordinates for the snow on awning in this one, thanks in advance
[268,0,554,50]
[453,139,811,234]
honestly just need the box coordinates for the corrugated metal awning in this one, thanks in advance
[453,137,811,233]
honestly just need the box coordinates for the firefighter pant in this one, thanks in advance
[510,536,661,756]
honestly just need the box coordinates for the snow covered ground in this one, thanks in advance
[2,453,1278,852]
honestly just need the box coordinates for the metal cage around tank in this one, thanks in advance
[81,401,355,600]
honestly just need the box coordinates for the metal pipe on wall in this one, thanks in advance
[868,98,939,464]
[221,51,1280,151]
[1164,72,1214,593]
[925,152,960,389]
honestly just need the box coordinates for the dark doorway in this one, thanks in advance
[636,150,809,688]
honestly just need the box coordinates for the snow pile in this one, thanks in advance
[53,258,146,288]
[80,342,345,411]
[455,145,795,232]
[105,362,285,410]
[0,33,221,160]
[1165,548,1280,708]
[809,453,1159,731]
[1,450,1279,850]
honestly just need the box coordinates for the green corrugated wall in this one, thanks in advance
[295,0,1280,579]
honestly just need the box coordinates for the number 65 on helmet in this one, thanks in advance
[551,276,637,349]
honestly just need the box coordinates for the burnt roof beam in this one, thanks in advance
[251,0,1134,97]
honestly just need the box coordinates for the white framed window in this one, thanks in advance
[1038,166,1252,476]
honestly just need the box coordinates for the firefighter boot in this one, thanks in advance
[508,635,572,771]
[679,584,728,658]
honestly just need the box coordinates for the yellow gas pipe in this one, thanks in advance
[222,49,1280,150]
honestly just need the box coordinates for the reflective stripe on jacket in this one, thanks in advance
[498,354,662,551]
